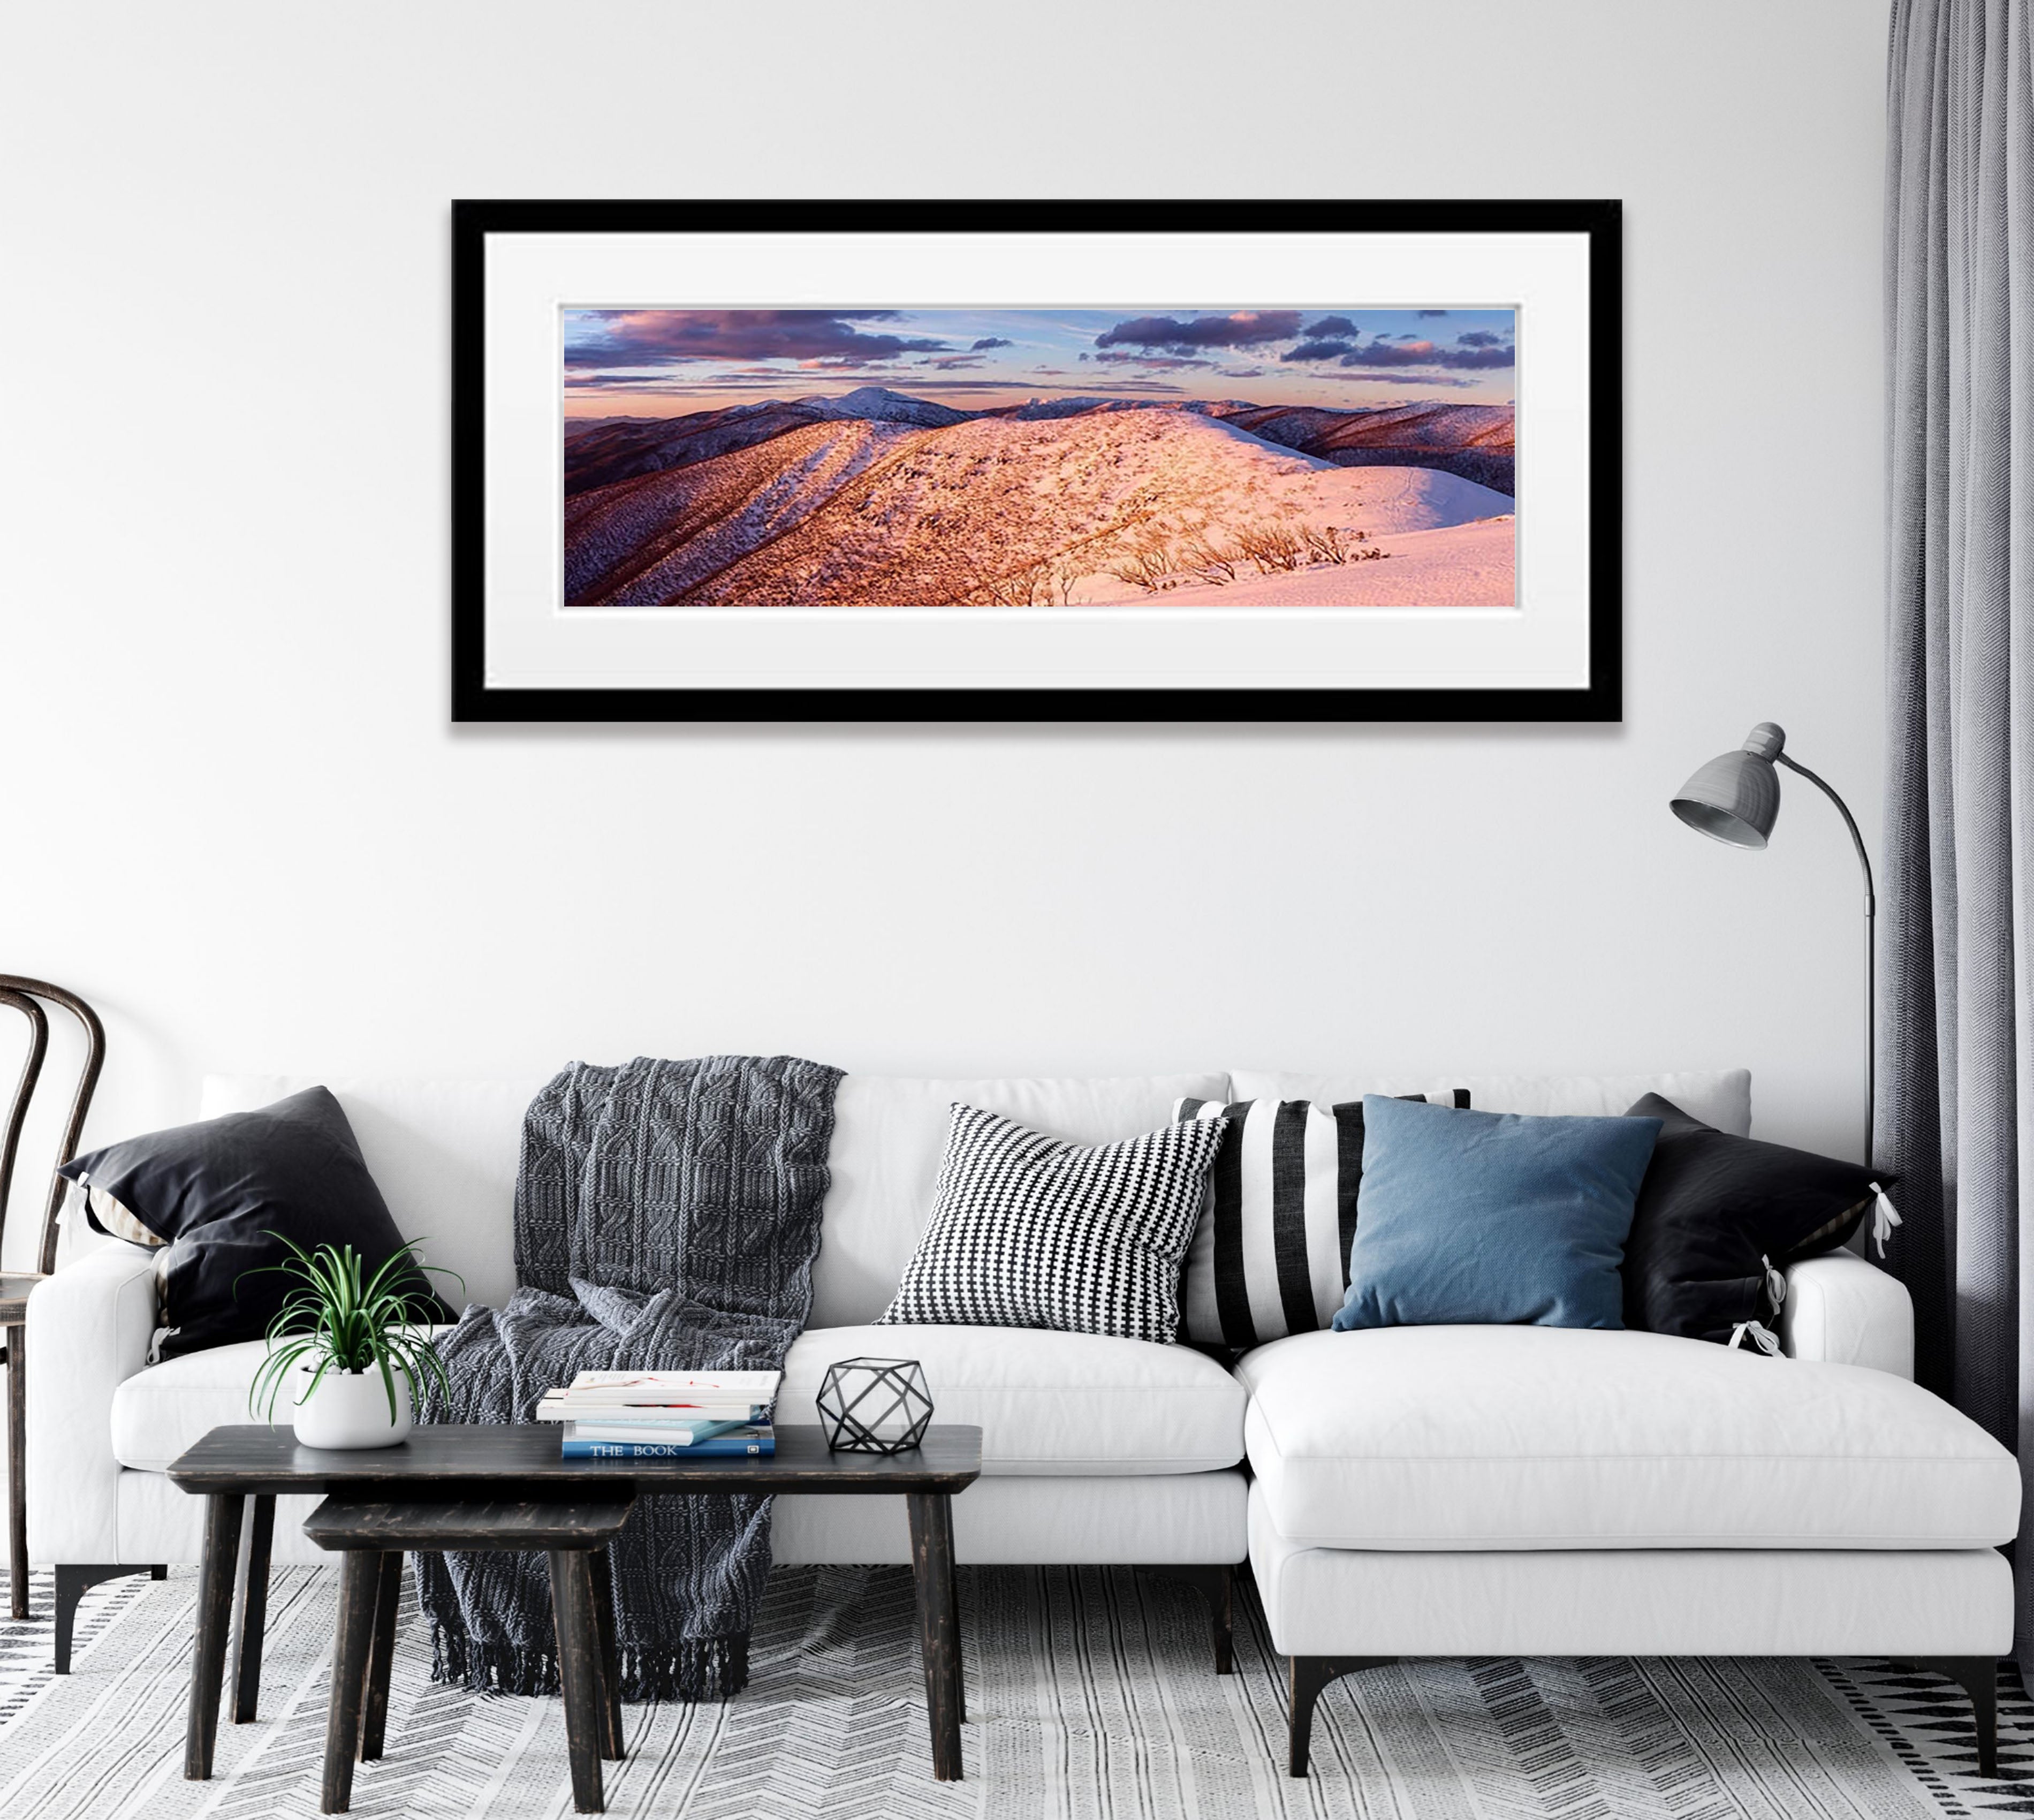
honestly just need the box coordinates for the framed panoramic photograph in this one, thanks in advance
[452,199,1619,722]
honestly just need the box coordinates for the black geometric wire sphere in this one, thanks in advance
[816,1356,934,1455]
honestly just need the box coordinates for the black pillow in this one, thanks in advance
[1620,1092,1892,1347]
[59,1087,452,1359]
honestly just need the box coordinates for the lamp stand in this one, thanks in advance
[1774,753,1877,1168]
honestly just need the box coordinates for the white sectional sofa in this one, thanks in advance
[24,1066,2017,1776]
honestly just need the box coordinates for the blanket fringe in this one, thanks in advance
[430,1621,750,1702]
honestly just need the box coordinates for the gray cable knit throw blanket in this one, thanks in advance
[416,1054,842,1701]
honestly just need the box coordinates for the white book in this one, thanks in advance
[535,1404,770,1425]
[535,1394,773,1423]
[563,1369,781,1404]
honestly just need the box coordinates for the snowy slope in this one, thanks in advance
[564,420,923,604]
[1086,517,1516,608]
[1209,400,1515,496]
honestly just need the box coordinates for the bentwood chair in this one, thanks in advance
[0,976,105,1620]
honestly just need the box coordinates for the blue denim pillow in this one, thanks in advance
[1332,1095,1663,1332]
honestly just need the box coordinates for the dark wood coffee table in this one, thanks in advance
[167,1423,983,1798]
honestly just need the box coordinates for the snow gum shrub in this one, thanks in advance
[1107,528,1182,594]
[1181,532,1239,585]
[1234,521,1307,573]
[1300,525,1389,565]
[1301,524,1353,565]
[957,552,1087,608]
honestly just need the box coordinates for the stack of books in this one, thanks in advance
[537,1369,780,1458]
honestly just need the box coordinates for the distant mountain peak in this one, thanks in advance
[799,386,970,427]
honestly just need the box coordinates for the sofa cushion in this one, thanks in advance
[1239,1326,2020,1549]
[813,1074,1228,1327]
[1333,1097,1661,1332]
[1172,1091,1467,1349]
[203,1075,543,1310]
[65,1087,453,1360]
[780,1325,1246,1475]
[1622,1092,1887,1345]
[875,1105,1223,1342]
[112,1338,279,1471]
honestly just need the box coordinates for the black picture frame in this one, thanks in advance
[453,199,1621,724]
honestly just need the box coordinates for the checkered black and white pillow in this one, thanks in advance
[876,1103,1229,1343]
[1173,1090,1470,1349]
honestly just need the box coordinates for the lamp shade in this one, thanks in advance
[1670,722,1785,848]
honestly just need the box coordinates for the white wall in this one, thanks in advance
[0,1,1890,1267]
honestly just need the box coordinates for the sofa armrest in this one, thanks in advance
[25,1241,158,1563]
[1779,1249,1914,1378]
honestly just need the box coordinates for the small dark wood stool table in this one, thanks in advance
[168,1422,983,1805]
[304,1495,632,1814]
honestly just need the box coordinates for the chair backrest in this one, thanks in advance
[0,976,105,1275]
[0,989,49,1272]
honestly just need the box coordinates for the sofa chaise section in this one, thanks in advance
[1241,1306,2020,1774]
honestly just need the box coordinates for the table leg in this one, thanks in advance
[588,1544,625,1760]
[320,1551,381,1813]
[548,1550,606,1814]
[947,1537,964,1724]
[906,1491,963,1781]
[185,1492,245,1779]
[359,1551,403,1762]
[230,1495,276,1722]
[7,1324,27,1620]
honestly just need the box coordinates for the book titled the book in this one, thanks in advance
[560,1434,775,1459]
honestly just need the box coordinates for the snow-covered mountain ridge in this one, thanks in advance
[565,405,1513,608]
[565,389,1516,500]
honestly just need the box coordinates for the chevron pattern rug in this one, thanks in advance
[0,1563,2028,1819]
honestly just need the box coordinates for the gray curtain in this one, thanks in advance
[1883,0,2034,1656]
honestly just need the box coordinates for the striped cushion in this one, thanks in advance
[1173,1091,1470,1350]
[877,1103,1228,1342]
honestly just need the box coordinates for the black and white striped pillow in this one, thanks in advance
[1173,1091,1470,1349]
[877,1103,1229,1343]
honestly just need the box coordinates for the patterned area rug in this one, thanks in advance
[0,1563,2028,1819]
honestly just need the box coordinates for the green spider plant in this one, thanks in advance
[243,1235,464,1425]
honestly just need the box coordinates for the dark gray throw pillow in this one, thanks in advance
[59,1087,452,1359]
[1620,1093,1891,1348]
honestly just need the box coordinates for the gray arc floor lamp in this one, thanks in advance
[1670,722,1877,1167]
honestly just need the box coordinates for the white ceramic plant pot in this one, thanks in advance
[290,1361,414,1450]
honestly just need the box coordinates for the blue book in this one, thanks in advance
[560,1435,775,1459]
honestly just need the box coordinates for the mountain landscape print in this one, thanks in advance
[561,307,1516,609]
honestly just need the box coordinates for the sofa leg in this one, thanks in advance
[54,1564,156,1673]
[1906,1657,2000,1778]
[1288,1656,1396,1777]
[1135,1565,1236,1674]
